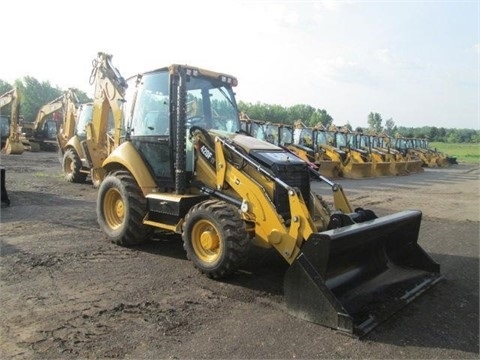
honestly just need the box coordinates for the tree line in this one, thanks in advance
[0,77,90,125]
[1,77,478,143]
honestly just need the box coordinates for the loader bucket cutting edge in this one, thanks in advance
[347,163,372,179]
[284,210,443,337]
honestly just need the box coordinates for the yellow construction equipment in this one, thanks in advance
[352,131,403,176]
[394,136,436,170]
[23,88,80,152]
[0,88,24,155]
[329,125,374,178]
[60,52,125,186]
[95,64,443,337]
[370,133,412,175]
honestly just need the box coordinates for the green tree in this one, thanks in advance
[15,76,63,123]
[384,118,396,135]
[367,112,383,133]
[0,79,13,95]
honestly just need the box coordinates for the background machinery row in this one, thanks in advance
[239,114,456,179]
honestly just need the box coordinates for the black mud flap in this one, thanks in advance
[284,210,443,337]
[1,167,10,207]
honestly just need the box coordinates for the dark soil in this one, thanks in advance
[1,151,478,359]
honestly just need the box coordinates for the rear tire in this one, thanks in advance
[97,170,153,246]
[63,148,87,183]
[182,199,250,279]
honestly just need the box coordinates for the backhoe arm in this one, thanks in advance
[0,88,24,154]
[83,52,127,184]
[57,89,80,150]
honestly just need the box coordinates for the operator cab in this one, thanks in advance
[123,65,240,189]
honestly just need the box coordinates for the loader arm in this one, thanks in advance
[214,136,316,263]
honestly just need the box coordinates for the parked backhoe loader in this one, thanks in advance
[413,138,455,167]
[95,64,443,337]
[394,136,439,169]
[308,126,342,178]
[373,133,422,174]
[352,131,402,176]
[60,52,125,186]
[328,126,374,178]
[0,88,24,155]
[56,92,82,156]
[23,88,80,152]
[239,115,320,172]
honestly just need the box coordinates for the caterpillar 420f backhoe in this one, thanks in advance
[96,65,443,337]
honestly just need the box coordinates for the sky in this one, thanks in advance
[1,0,478,130]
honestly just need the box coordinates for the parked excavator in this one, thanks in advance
[23,88,80,152]
[0,88,24,155]
[95,64,442,337]
[60,52,124,186]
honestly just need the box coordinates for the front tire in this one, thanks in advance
[182,200,250,279]
[97,170,153,246]
[63,148,87,183]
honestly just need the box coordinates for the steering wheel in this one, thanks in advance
[189,125,215,149]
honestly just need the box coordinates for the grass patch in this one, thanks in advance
[430,142,480,164]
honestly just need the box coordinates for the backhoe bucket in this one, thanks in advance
[284,210,442,337]
[4,139,24,155]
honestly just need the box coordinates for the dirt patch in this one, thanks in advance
[1,151,479,359]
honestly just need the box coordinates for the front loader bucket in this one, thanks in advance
[373,161,391,177]
[284,210,443,337]
[406,160,423,173]
[318,160,342,179]
[343,162,373,179]
[390,161,409,176]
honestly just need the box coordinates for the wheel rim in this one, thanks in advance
[64,157,73,174]
[103,187,125,230]
[191,219,221,263]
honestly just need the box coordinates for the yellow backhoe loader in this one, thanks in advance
[239,116,321,173]
[328,126,374,178]
[413,138,455,167]
[23,88,80,152]
[95,64,442,337]
[0,88,24,155]
[394,136,439,169]
[60,52,125,186]
[352,131,403,176]
[373,133,422,174]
